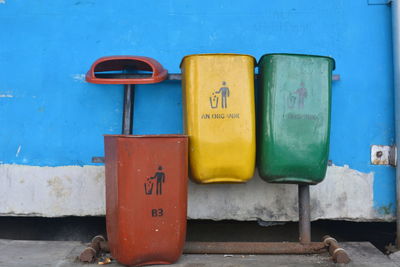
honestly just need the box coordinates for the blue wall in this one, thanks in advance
[0,1,395,215]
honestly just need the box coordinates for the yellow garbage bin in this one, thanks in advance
[181,54,256,183]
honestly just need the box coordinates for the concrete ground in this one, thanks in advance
[0,239,398,267]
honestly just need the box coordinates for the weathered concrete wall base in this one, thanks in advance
[0,165,105,217]
[188,164,377,221]
[0,164,386,221]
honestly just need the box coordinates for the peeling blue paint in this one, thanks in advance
[0,1,396,217]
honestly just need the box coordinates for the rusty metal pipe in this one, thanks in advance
[183,241,326,255]
[83,240,327,255]
[298,184,311,244]
[86,240,343,256]
[323,235,351,264]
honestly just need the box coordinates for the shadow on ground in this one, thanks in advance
[0,217,394,253]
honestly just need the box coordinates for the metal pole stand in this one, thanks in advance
[297,184,350,264]
[81,183,351,263]
[298,184,311,244]
[122,84,134,135]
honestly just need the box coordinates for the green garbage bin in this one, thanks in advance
[257,54,335,184]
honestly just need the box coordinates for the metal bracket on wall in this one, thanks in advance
[371,145,397,166]
[95,73,341,82]
[92,157,105,163]
[169,74,340,81]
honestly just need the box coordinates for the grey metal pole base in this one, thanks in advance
[298,184,311,244]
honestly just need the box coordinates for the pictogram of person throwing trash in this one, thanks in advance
[287,82,308,109]
[294,82,307,109]
[144,166,166,196]
[209,81,230,109]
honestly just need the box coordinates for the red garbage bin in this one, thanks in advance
[104,135,188,265]
[86,56,188,266]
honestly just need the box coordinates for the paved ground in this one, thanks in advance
[0,239,397,267]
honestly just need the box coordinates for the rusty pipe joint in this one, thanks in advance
[79,235,107,263]
[323,235,351,264]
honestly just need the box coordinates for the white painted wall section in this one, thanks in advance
[0,164,383,221]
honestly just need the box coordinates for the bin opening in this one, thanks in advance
[94,68,153,80]
[86,56,168,85]
[94,59,153,73]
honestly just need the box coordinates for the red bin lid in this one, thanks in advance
[86,56,168,84]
